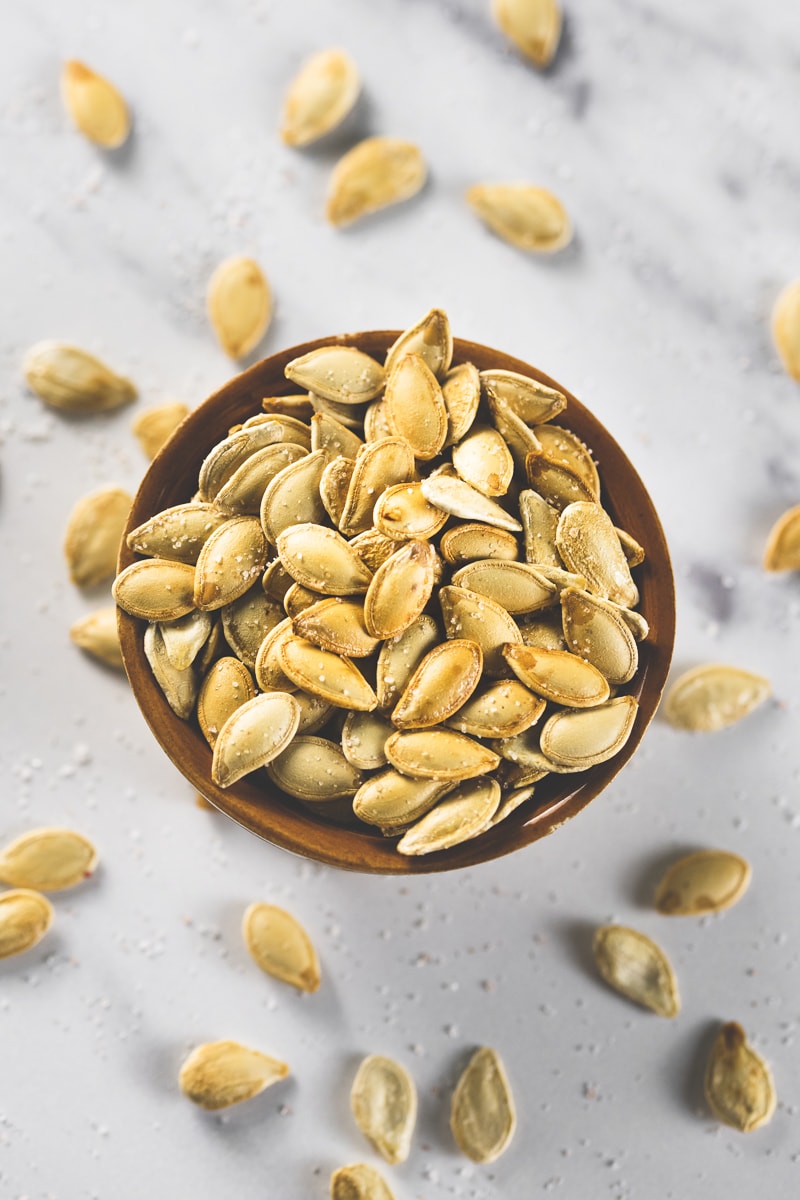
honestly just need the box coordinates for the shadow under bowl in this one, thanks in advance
[118,330,675,874]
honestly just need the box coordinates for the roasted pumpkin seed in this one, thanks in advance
[467,183,571,253]
[556,501,638,606]
[280,48,360,147]
[61,59,130,147]
[242,902,321,991]
[341,710,394,770]
[493,0,562,68]
[452,559,556,614]
[539,695,638,767]
[207,256,272,360]
[211,691,301,787]
[331,1163,395,1200]
[64,486,132,587]
[447,679,545,738]
[278,636,377,710]
[351,1054,417,1164]
[285,345,385,404]
[450,1045,516,1163]
[23,341,136,413]
[654,850,751,916]
[421,473,523,533]
[0,829,97,891]
[70,607,124,669]
[704,1022,776,1132]
[439,585,522,677]
[398,778,501,855]
[113,559,196,622]
[771,279,800,381]
[268,736,363,801]
[593,924,680,1017]
[293,597,380,658]
[126,503,227,565]
[561,586,638,685]
[442,361,481,444]
[326,137,426,226]
[132,401,189,459]
[178,1040,289,1110]
[391,639,483,729]
[197,656,256,747]
[384,354,448,460]
[364,540,436,639]
[662,664,771,732]
[194,517,268,610]
[385,728,499,781]
[0,889,54,959]
[763,504,800,571]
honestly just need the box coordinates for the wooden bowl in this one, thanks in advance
[118,331,675,874]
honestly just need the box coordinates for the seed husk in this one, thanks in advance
[442,361,481,445]
[593,924,680,1017]
[320,456,357,528]
[259,450,328,542]
[450,1045,516,1163]
[519,610,568,651]
[294,690,335,735]
[654,850,752,916]
[439,584,522,677]
[363,400,394,442]
[452,424,515,497]
[485,393,542,471]
[126,503,227,564]
[421,473,523,533]
[268,736,363,801]
[207,256,272,360]
[447,679,545,738]
[540,695,638,767]
[351,1054,417,1164]
[70,607,124,669]
[0,829,97,891]
[159,610,212,671]
[178,1040,289,1110]
[214,442,308,517]
[197,656,256,747]
[440,523,519,566]
[278,636,378,711]
[452,559,556,614]
[398,778,501,855]
[392,638,483,730]
[488,784,537,828]
[517,488,561,567]
[534,424,600,497]
[309,389,367,430]
[113,558,196,621]
[339,436,416,536]
[293,597,381,658]
[211,691,301,787]
[373,482,448,542]
[0,889,54,959]
[350,528,401,576]
[616,526,646,568]
[285,345,385,404]
[704,1022,776,1132]
[284,583,325,619]
[662,664,771,732]
[555,501,638,606]
[64,486,132,586]
[364,540,436,639]
[221,589,284,668]
[561,586,639,685]
[385,307,453,380]
[771,279,800,381]
[280,48,360,147]
[481,369,567,425]
[468,182,571,252]
[353,770,452,830]
[144,623,199,718]
[326,137,426,227]
[277,523,374,595]
[311,411,364,461]
[527,450,599,510]
[61,59,130,147]
[376,614,440,710]
[763,504,800,571]
[384,354,448,460]
[330,1163,395,1200]
[132,401,189,459]
[199,421,310,501]
[493,0,562,67]
[341,710,394,770]
[242,902,321,992]
[194,517,268,610]
[23,340,136,412]
[385,728,499,781]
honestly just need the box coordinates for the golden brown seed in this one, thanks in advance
[771,279,800,380]
[278,636,378,711]
[144,624,199,718]
[64,486,132,587]
[280,48,360,147]
[320,457,356,528]
[763,505,800,571]
[242,902,321,992]
[126,503,227,564]
[373,482,448,542]
[384,354,448,460]
[311,411,364,460]
[341,710,394,770]
[0,889,54,959]
[113,559,196,622]
[662,664,771,732]
[376,614,440,710]
[207,257,272,360]
[23,341,136,413]
[452,424,515,497]
[440,523,519,566]
[61,59,130,147]
[704,1022,776,1132]
[260,449,328,542]
[178,1040,289,1110]
[481,369,567,425]
[0,829,97,891]
[364,539,436,639]
[200,422,311,501]
[448,680,545,739]
[493,0,562,68]
[326,137,426,227]
[254,618,298,692]
[421,473,523,533]
[221,589,283,668]
[452,559,556,614]
[131,402,189,459]
[467,183,571,252]
[330,1163,395,1200]
[561,586,639,686]
[540,695,638,767]
[350,1055,417,1164]
[211,691,301,787]
[450,1046,516,1163]
[555,501,638,606]
[534,424,600,497]
[293,597,381,658]
[593,925,680,1017]
[439,584,522,677]
[70,607,124,669]
[285,345,385,404]
[392,639,483,729]
[385,728,499,781]
[194,517,269,610]
[196,656,256,747]
[385,308,453,380]
[654,851,752,916]
[277,523,374,595]
[339,437,416,536]
[442,361,481,444]
[528,451,598,510]
[397,778,501,855]
[353,770,452,830]
[268,736,363,801]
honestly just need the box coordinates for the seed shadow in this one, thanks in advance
[662,1018,719,1118]
[291,91,376,162]
[623,843,701,909]
[424,1044,475,1155]
[548,916,598,981]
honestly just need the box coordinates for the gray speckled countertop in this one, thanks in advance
[1,1,799,1196]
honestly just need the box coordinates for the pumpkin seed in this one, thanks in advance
[616,526,646,568]
[485,393,542,468]
[763,504,800,571]
[351,1054,417,1164]
[310,411,364,460]
[488,784,537,828]
[398,778,501,855]
[353,770,451,830]
[320,456,356,528]
[341,710,394,770]
[654,850,752,916]
[221,589,283,668]
[113,559,196,621]
[440,522,519,566]
[254,618,298,693]
[197,656,256,747]
[373,482,448,541]
[309,389,367,430]
[277,523,373,595]
[439,584,522,677]
[293,597,381,658]
[207,256,272,360]
[450,1045,516,1163]
[490,724,550,768]
[158,610,211,671]
[278,636,378,711]
[284,582,323,618]
[262,557,294,603]
[704,1022,776,1132]
[70,607,124,669]
[384,354,447,461]
[555,501,638,606]
[442,361,481,444]
[144,623,198,718]
[242,902,321,991]
[421,473,522,533]
[527,450,599,510]
[349,527,398,574]
[539,695,638,767]
[61,59,130,147]
[467,183,571,252]
[364,540,436,639]
[0,829,97,891]
[326,137,426,226]
[285,345,385,404]
[268,736,363,801]
[519,611,568,651]
[261,393,315,421]
[0,889,54,959]
[259,449,328,542]
[194,517,268,610]
[211,691,301,786]
[385,307,452,380]
[392,639,483,729]
[215,443,307,517]
[452,424,515,497]
[376,614,440,710]
[339,437,416,536]
[593,924,680,1017]
[126,503,227,564]
[771,279,800,380]
[64,486,132,587]
[452,559,556,614]
[294,690,335,735]
[561,586,638,685]
[518,488,561,567]
[23,340,136,413]
[199,422,309,501]
[195,618,226,675]
[280,48,360,147]
[178,1040,289,1110]
[534,424,600,496]
[662,664,771,732]
[331,1163,395,1200]
[493,0,562,67]
[363,399,394,442]
[131,401,189,459]
[447,679,545,738]
[385,728,499,781]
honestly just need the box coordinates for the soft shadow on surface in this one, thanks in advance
[290,91,375,162]
[549,916,598,981]
[425,1045,475,1154]
[622,843,701,909]
[662,1017,719,1118]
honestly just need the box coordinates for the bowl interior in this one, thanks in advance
[118,331,675,874]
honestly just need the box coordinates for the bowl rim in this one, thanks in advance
[118,329,676,874]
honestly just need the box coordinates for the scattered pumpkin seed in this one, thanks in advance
[763,504,800,571]
[326,137,426,226]
[23,340,136,412]
[351,1054,417,1164]
[0,889,54,959]
[242,902,321,992]
[704,1022,776,1132]
[70,607,124,669]
[63,486,132,587]
[467,182,571,252]
[61,59,130,147]
[178,1040,289,1110]
[450,1046,516,1162]
[771,279,800,381]
[207,256,272,360]
[131,401,189,459]
[654,850,752,916]
[662,664,771,732]
[593,924,680,1017]
[493,0,562,67]
[0,829,97,891]
[280,48,360,147]
[330,1163,395,1200]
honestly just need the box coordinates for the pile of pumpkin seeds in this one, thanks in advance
[112,306,652,855]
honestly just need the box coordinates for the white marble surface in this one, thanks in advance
[1,0,799,1196]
